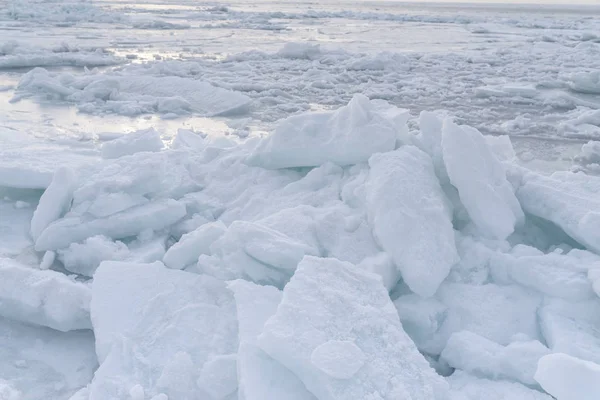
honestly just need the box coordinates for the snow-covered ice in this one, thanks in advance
[442,119,524,240]
[1,0,600,398]
[0,257,91,332]
[366,146,458,297]
[440,330,550,386]
[534,353,600,400]
[258,256,449,400]
[229,279,315,400]
[249,94,404,169]
[90,261,238,399]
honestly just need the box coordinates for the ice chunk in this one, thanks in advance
[415,111,447,181]
[395,283,542,355]
[440,330,550,386]
[198,220,319,287]
[35,199,186,251]
[490,247,596,301]
[163,221,226,270]
[15,70,252,117]
[228,280,316,400]
[313,206,381,265]
[172,128,205,150]
[30,167,77,242]
[101,127,164,159]
[71,150,201,209]
[0,317,96,400]
[535,353,600,400]
[538,298,600,364]
[258,256,449,400]
[89,261,237,399]
[568,70,600,95]
[442,120,523,240]
[484,135,516,162]
[366,146,458,297]
[517,170,600,253]
[449,371,552,400]
[57,235,131,277]
[248,94,402,169]
[0,258,91,331]
[277,42,321,60]
[0,132,99,189]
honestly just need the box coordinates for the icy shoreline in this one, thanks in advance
[2,93,600,399]
[2,0,600,399]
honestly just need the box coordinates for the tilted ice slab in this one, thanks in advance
[0,258,91,332]
[90,261,238,400]
[197,220,320,288]
[163,221,226,270]
[440,330,550,386]
[538,298,600,365]
[0,130,99,189]
[535,353,600,400]
[258,256,449,400]
[442,119,523,240]
[35,199,187,251]
[517,170,600,253]
[228,280,316,400]
[248,94,406,169]
[395,282,542,356]
[30,167,77,242]
[366,146,458,297]
[0,317,97,400]
[0,41,123,69]
[490,246,598,301]
[100,127,164,159]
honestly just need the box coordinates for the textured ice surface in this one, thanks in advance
[535,353,600,400]
[30,167,77,242]
[395,282,542,355]
[101,127,163,159]
[229,280,316,400]
[442,119,523,239]
[441,330,550,386]
[249,94,404,169]
[517,171,600,253]
[0,317,97,400]
[538,298,600,365]
[366,146,458,297]
[449,371,552,400]
[259,256,449,400]
[90,261,238,399]
[35,199,186,251]
[0,257,91,332]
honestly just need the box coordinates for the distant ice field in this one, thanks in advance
[1,0,599,164]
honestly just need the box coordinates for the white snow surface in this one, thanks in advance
[1,1,600,398]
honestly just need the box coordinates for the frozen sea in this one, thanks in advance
[1,1,600,399]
